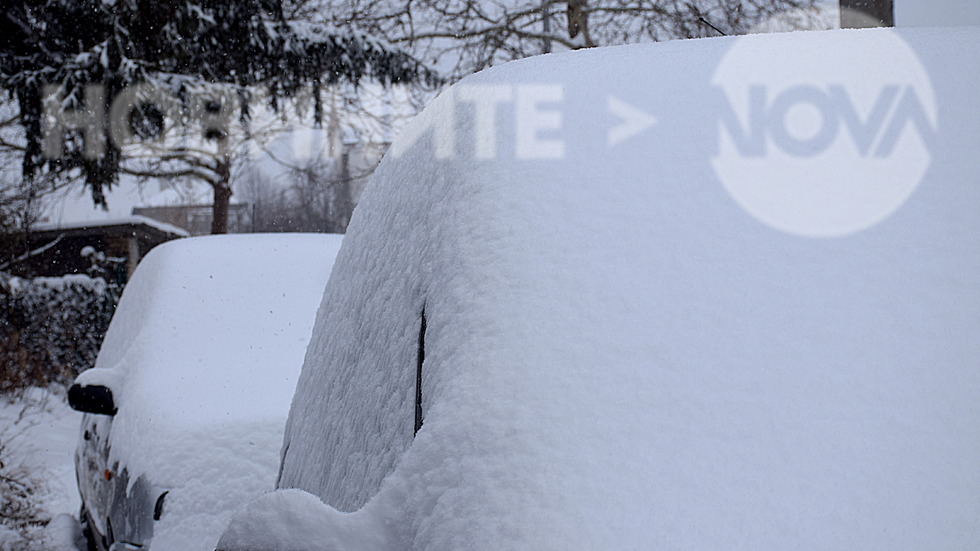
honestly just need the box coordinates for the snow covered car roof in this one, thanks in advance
[77,234,341,431]
[221,27,980,550]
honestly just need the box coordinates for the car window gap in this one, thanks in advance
[415,306,426,435]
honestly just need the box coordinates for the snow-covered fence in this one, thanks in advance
[0,273,119,393]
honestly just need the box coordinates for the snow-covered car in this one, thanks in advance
[218,28,980,550]
[67,234,343,551]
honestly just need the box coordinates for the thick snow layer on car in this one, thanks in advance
[75,233,343,550]
[218,489,390,551]
[224,28,980,550]
[78,234,341,428]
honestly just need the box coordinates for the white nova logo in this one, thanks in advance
[712,27,939,238]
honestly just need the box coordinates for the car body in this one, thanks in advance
[68,233,343,551]
[218,28,979,550]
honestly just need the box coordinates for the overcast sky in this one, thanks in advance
[894,0,980,26]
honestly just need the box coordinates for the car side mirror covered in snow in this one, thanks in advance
[68,384,117,415]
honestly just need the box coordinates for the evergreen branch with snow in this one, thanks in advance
[0,0,439,222]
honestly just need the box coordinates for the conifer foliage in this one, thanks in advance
[0,0,437,223]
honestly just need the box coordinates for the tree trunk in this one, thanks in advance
[840,0,894,28]
[336,148,353,233]
[210,157,232,234]
[566,0,594,48]
[542,0,552,54]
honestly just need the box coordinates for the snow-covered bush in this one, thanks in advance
[0,389,84,551]
[0,405,46,550]
[0,460,44,549]
[0,273,119,393]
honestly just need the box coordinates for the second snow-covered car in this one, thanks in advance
[68,234,343,551]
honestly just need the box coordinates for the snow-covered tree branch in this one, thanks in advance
[307,0,819,81]
[0,0,438,233]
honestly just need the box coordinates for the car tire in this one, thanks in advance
[78,505,102,551]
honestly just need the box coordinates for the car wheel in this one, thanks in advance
[78,505,100,551]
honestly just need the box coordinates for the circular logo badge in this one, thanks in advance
[711,8,938,237]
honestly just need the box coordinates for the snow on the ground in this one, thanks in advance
[0,388,83,551]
